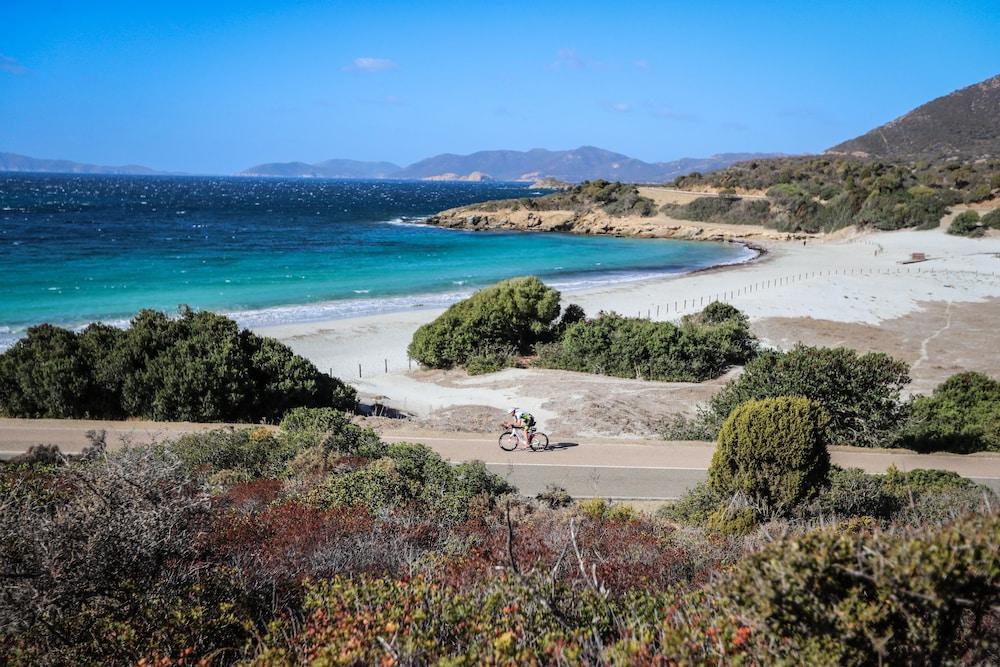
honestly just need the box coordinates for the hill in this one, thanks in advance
[0,152,167,175]
[392,146,781,182]
[828,73,1000,159]
[238,148,782,183]
[238,158,401,178]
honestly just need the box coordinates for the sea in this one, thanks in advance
[0,174,754,350]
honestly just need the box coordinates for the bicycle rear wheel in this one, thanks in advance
[529,432,549,451]
[498,431,519,451]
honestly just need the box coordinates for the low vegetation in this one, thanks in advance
[2,402,995,664]
[0,307,356,422]
[664,156,999,233]
[896,371,1000,453]
[948,209,987,236]
[407,276,562,370]
[535,301,756,382]
[661,345,910,447]
[411,278,756,382]
[469,179,657,217]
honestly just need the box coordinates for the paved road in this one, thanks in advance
[2,419,999,499]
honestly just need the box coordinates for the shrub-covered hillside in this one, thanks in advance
[0,307,356,422]
[666,156,999,233]
[461,179,657,217]
[1,406,995,664]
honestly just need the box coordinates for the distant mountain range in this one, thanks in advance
[828,73,1000,160]
[0,152,171,176]
[237,158,402,179]
[238,147,784,183]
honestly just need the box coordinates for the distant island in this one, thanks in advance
[237,147,785,183]
[0,152,173,176]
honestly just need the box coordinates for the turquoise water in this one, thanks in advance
[0,174,752,348]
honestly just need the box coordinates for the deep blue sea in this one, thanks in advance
[0,174,753,349]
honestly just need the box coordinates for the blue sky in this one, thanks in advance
[1,0,998,174]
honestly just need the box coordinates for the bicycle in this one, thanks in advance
[498,424,549,452]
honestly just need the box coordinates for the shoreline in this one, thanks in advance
[0,233,760,351]
[256,225,1000,422]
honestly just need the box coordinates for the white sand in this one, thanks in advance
[255,226,1000,418]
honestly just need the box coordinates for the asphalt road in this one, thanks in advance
[2,419,999,499]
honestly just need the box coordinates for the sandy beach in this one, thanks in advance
[256,221,1000,437]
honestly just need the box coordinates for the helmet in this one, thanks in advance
[508,407,518,415]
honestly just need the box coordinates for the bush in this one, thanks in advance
[169,426,296,479]
[657,481,721,525]
[408,277,561,369]
[310,442,513,522]
[947,210,984,236]
[699,345,910,446]
[721,512,1000,665]
[981,208,1000,229]
[279,407,385,458]
[536,303,756,382]
[0,308,356,422]
[709,397,831,515]
[896,371,1000,453]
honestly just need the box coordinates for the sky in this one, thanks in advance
[1,0,998,174]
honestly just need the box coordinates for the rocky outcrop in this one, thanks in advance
[424,204,810,242]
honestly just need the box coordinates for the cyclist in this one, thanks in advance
[505,407,536,447]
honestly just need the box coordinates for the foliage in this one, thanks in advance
[0,307,355,422]
[896,371,1000,453]
[687,345,911,446]
[309,441,514,522]
[536,303,756,382]
[948,209,984,236]
[667,156,1000,233]
[722,512,1000,665]
[408,276,561,369]
[169,426,295,479]
[709,397,831,515]
[981,207,1000,229]
[799,465,994,525]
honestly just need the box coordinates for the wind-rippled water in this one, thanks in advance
[0,174,753,348]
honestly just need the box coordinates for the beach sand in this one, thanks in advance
[255,224,1000,437]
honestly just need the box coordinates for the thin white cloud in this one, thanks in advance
[342,57,398,73]
[633,59,650,70]
[549,48,585,70]
[0,54,27,75]
[608,102,632,113]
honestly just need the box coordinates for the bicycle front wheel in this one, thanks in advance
[498,431,519,451]
[529,432,549,451]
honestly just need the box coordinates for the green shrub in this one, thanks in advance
[947,210,983,236]
[536,484,573,508]
[705,504,759,536]
[537,303,755,382]
[981,208,1000,229]
[465,348,515,375]
[170,427,296,478]
[657,481,721,525]
[408,276,561,369]
[721,512,1000,665]
[0,308,356,422]
[703,345,910,446]
[310,441,513,522]
[279,407,385,458]
[799,465,993,525]
[709,397,831,515]
[896,371,1000,453]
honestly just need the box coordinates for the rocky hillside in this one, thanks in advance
[828,74,1000,159]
